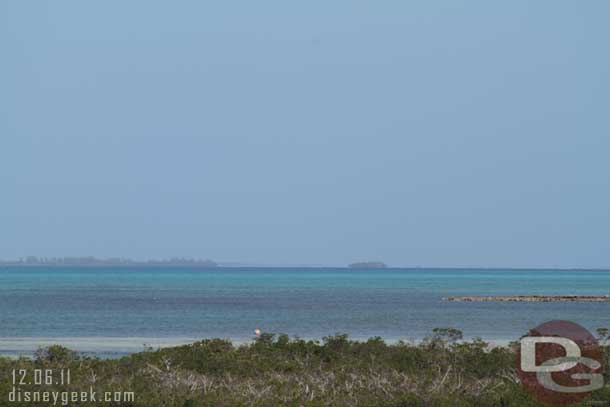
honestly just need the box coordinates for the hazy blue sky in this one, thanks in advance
[2,1,609,267]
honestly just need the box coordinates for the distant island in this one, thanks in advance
[0,256,218,268]
[348,261,387,269]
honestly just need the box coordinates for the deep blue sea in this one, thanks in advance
[1,267,609,357]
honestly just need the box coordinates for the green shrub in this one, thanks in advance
[1,329,607,407]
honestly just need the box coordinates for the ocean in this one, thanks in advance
[1,267,609,357]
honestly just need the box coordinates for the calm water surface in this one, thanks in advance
[1,267,609,356]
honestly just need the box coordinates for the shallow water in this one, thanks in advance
[1,267,609,356]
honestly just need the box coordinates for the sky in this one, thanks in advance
[1,1,609,268]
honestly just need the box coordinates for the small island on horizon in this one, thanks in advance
[348,261,387,269]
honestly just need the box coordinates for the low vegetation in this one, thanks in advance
[1,329,609,406]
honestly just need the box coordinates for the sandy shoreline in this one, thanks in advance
[0,336,513,358]
[0,337,201,358]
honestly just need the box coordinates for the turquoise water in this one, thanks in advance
[1,267,610,356]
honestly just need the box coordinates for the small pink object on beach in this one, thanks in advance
[254,329,261,336]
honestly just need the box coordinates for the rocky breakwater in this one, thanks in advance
[444,296,610,303]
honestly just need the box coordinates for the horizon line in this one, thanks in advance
[0,262,608,272]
